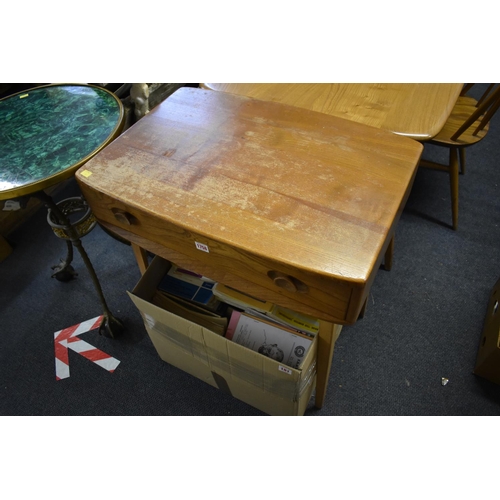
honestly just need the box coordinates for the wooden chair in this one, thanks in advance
[419,84,500,229]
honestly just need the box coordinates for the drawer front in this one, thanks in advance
[81,185,363,324]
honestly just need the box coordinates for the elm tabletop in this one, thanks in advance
[76,87,424,408]
[201,83,463,141]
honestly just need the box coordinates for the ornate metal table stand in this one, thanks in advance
[37,191,124,338]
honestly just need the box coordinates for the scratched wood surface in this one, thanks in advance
[77,88,423,324]
[201,83,462,141]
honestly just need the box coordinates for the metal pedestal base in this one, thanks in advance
[38,191,124,338]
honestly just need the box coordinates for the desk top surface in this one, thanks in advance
[0,84,124,200]
[78,87,423,285]
[201,83,463,141]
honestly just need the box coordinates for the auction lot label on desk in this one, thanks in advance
[195,241,210,253]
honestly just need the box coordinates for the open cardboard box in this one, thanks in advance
[128,256,319,416]
[474,277,500,385]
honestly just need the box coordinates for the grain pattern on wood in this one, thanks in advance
[98,219,352,323]
[201,83,462,140]
[77,88,423,324]
[429,93,498,146]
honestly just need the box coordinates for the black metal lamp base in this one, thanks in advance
[39,192,124,338]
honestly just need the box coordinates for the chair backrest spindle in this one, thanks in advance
[460,83,475,96]
[474,97,500,135]
[476,83,497,107]
[450,84,500,141]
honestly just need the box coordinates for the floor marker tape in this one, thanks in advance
[54,315,121,380]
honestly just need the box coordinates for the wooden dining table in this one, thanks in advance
[201,83,463,141]
[76,87,424,413]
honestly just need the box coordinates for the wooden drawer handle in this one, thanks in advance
[267,271,309,293]
[111,208,136,226]
[273,275,297,292]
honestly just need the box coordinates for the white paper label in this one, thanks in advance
[143,313,156,329]
[195,241,209,253]
[2,200,21,211]
[278,365,293,375]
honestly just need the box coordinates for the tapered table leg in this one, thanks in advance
[131,243,149,275]
[450,147,459,230]
[315,321,342,408]
[384,235,394,271]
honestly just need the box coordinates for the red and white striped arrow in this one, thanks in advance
[54,315,120,380]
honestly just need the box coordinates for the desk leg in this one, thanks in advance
[384,235,394,271]
[131,243,149,274]
[358,297,368,319]
[315,321,342,408]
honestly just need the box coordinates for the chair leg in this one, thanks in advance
[450,148,459,230]
[459,148,466,175]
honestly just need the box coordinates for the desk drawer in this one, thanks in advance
[81,186,364,324]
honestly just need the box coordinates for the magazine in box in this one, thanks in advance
[226,310,313,369]
[213,283,318,336]
[267,305,319,336]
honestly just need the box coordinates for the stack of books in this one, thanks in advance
[213,283,318,368]
[154,264,229,335]
[155,264,318,367]
[213,283,319,336]
[158,265,224,313]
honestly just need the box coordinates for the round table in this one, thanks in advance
[0,83,124,198]
[0,84,125,337]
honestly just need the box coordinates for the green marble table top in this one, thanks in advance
[0,84,124,200]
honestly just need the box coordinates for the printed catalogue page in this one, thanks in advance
[226,311,313,369]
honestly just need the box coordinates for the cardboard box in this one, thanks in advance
[128,256,318,416]
[474,277,500,385]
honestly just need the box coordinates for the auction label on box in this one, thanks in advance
[279,365,292,375]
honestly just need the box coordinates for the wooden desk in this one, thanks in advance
[201,83,463,141]
[76,87,423,410]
